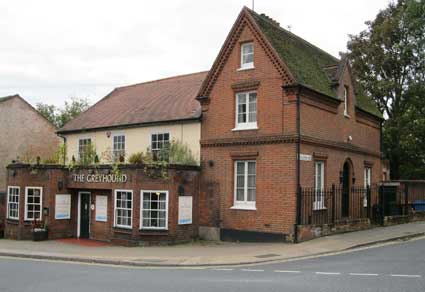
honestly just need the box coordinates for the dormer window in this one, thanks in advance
[343,86,349,117]
[240,42,254,70]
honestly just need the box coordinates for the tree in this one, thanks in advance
[347,0,425,179]
[36,97,90,128]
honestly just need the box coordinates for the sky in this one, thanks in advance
[0,0,391,107]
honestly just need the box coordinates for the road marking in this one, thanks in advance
[274,270,301,273]
[212,268,234,271]
[315,272,341,275]
[349,273,379,276]
[390,274,422,278]
[241,269,264,272]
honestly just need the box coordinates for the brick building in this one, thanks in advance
[4,74,204,245]
[4,7,383,244]
[0,95,60,228]
[196,8,382,242]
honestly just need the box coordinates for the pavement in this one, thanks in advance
[0,221,424,267]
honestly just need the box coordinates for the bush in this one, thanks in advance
[128,152,144,164]
[163,140,198,166]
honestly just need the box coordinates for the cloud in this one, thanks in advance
[0,0,389,106]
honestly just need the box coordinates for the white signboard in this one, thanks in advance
[55,194,71,220]
[299,154,312,161]
[178,196,192,225]
[95,195,108,222]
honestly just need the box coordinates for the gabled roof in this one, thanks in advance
[0,94,19,103]
[0,94,58,128]
[247,9,382,118]
[58,71,208,134]
[248,9,339,98]
[198,7,382,118]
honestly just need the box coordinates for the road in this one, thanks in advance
[0,238,424,292]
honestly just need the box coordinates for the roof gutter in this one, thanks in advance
[57,117,201,135]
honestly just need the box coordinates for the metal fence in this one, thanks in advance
[299,183,425,226]
[299,185,377,225]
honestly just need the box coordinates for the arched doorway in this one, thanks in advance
[341,160,352,218]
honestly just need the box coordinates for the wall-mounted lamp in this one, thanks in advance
[178,185,185,196]
[339,171,343,184]
[352,175,356,185]
[58,180,63,191]
[208,160,214,167]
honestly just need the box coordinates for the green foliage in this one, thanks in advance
[347,0,425,179]
[167,140,198,166]
[78,143,97,166]
[128,152,145,164]
[36,97,90,128]
[43,143,67,164]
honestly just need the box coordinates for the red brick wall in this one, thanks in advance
[5,165,200,245]
[201,144,297,235]
[300,68,381,154]
[299,67,382,188]
[4,167,74,240]
[198,16,382,240]
[199,22,298,238]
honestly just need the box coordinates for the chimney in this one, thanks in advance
[260,13,280,27]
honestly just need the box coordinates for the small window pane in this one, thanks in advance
[141,191,168,229]
[234,161,256,206]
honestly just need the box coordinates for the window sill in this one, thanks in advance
[232,126,258,132]
[139,229,168,235]
[237,65,255,71]
[6,219,19,225]
[230,205,256,211]
[313,206,327,211]
[113,226,133,232]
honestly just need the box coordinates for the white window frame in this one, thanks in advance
[232,160,256,210]
[112,134,126,162]
[7,186,20,220]
[240,42,254,70]
[344,86,349,117]
[234,91,258,131]
[78,137,92,161]
[113,189,133,229]
[314,161,326,210]
[150,132,170,154]
[24,187,43,221]
[364,167,372,207]
[140,190,169,230]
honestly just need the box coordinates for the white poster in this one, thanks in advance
[96,195,108,222]
[55,194,71,220]
[178,196,192,225]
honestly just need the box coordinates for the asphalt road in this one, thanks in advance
[1,238,425,292]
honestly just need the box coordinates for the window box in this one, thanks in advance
[32,228,48,241]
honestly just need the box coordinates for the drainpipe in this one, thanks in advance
[294,85,302,243]
[58,134,67,165]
